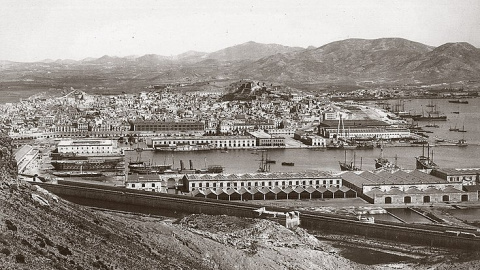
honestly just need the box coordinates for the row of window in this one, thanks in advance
[384,194,468,204]
[130,183,157,188]
[192,185,341,191]
[61,146,110,150]
[191,179,341,188]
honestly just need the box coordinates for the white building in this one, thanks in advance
[57,139,116,155]
[149,136,256,150]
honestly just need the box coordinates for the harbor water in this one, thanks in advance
[125,97,480,173]
[126,145,480,174]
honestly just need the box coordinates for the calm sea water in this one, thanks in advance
[447,208,480,222]
[125,97,480,173]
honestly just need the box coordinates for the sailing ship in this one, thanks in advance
[415,143,438,170]
[339,151,361,171]
[411,104,447,121]
[449,125,459,132]
[258,151,271,172]
[51,157,124,171]
[457,124,467,133]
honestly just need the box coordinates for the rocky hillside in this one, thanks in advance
[0,179,367,270]
[238,38,480,84]
[0,132,17,181]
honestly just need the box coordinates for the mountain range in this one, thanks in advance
[2,38,480,87]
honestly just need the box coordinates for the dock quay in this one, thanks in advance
[35,180,480,250]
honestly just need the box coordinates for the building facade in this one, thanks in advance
[131,121,205,132]
[340,170,478,204]
[57,139,116,155]
[148,136,256,150]
[430,168,480,186]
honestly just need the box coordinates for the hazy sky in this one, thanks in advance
[1,0,479,62]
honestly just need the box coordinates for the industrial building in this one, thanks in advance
[430,168,480,186]
[148,136,256,150]
[340,169,478,204]
[181,172,357,201]
[56,139,116,155]
[318,119,411,139]
[131,120,204,132]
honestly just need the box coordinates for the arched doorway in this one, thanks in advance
[385,197,392,204]
[461,194,468,202]
[423,196,430,203]
[404,196,412,204]
[442,195,449,202]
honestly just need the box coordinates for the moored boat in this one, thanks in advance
[51,157,124,171]
[449,99,468,104]
[456,139,468,147]
[415,143,438,169]
[52,171,103,177]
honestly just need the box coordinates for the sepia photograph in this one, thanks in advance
[1,0,480,269]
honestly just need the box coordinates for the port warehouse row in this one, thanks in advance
[340,169,479,204]
[126,169,479,204]
[127,172,356,200]
[36,180,480,250]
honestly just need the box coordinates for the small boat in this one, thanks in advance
[449,125,459,132]
[326,141,343,149]
[281,162,294,166]
[449,99,468,104]
[425,123,439,128]
[456,139,468,147]
[266,159,276,164]
[452,111,460,114]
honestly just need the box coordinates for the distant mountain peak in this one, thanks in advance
[206,41,304,61]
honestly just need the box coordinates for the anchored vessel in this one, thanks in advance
[415,143,438,169]
[448,99,468,104]
[374,143,399,170]
[339,151,361,171]
[51,157,124,171]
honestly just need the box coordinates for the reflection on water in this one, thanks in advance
[331,243,414,265]
[447,208,480,222]
[364,208,433,224]
[387,208,432,224]
[126,145,480,174]
[125,98,480,173]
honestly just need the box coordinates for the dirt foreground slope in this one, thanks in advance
[0,179,368,270]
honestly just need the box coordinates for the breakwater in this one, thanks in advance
[36,180,480,250]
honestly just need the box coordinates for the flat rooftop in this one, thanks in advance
[185,171,339,181]
[340,169,450,188]
[433,168,480,175]
[58,139,113,146]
